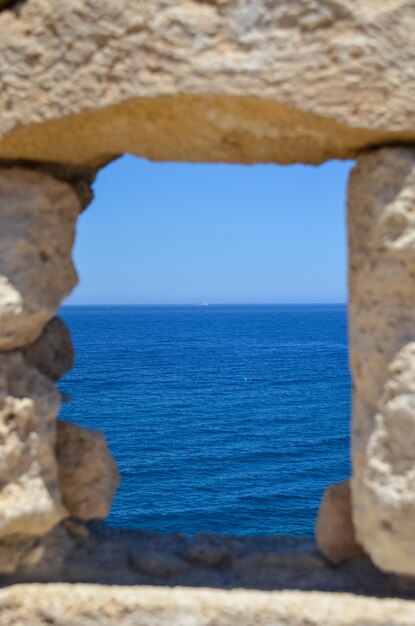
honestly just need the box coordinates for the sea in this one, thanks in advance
[59,304,351,537]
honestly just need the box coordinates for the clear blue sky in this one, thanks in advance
[67,155,353,305]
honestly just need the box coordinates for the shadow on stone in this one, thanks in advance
[2,522,415,600]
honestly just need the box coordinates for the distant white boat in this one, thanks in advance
[200,302,209,306]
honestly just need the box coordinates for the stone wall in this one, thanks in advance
[2,585,415,626]
[0,166,119,575]
[348,147,415,576]
[0,0,415,622]
[0,0,415,167]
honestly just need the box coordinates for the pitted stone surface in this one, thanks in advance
[0,1,415,166]
[0,0,414,595]
[0,168,80,350]
[348,147,415,576]
[1,584,415,626]
[56,421,120,520]
[0,353,65,539]
[23,317,74,382]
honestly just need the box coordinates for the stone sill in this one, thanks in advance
[1,584,415,626]
[2,525,415,601]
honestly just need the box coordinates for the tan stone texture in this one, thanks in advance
[0,353,65,539]
[23,317,74,382]
[0,168,80,350]
[56,421,120,520]
[348,147,415,576]
[0,0,415,595]
[316,480,363,563]
[0,1,415,167]
[1,584,415,626]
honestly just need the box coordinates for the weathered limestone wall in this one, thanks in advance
[0,0,414,167]
[2,585,415,626]
[0,167,119,577]
[0,351,63,538]
[0,169,79,350]
[0,0,415,620]
[348,147,415,576]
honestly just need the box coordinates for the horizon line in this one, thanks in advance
[62,301,347,307]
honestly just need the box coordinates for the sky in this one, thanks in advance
[67,155,354,305]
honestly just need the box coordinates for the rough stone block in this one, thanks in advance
[0,1,414,166]
[316,480,363,563]
[348,147,415,576]
[56,421,119,520]
[0,353,65,539]
[23,317,74,382]
[1,584,415,626]
[0,168,80,350]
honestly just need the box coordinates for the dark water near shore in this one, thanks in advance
[59,304,351,536]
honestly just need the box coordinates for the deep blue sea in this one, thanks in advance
[59,304,351,536]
